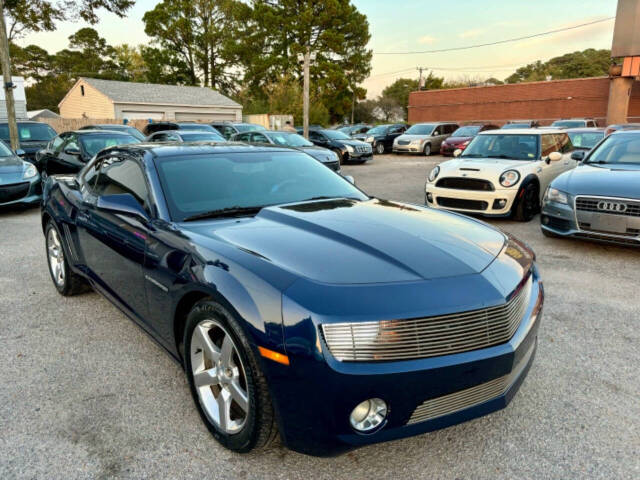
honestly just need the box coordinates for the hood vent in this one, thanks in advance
[459,168,480,171]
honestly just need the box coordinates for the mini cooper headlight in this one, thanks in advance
[345,145,354,153]
[499,170,520,187]
[22,162,38,179]
[428,166,440,182]
[545,187,568,205]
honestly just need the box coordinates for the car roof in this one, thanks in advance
[70,129,138,135]
[565,127,605,132]
[110,142,296,157]
[478,128,558,135]
[610,129,640,135]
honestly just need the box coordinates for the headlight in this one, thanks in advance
[331,151,339,161]
[545,187,568,205]
[428,166,440,182]
[22,162,38,179]
[410,139,422,145]
[366,136,374,143]
[499,170,520,187]
[345,145,354,153]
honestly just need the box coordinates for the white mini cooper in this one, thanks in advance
[425,129,578,221]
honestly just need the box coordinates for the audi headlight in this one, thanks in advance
[345,145,354,153]
[22,162,38,179]
[545,187,568,205]
[499,170,520,187]
[428,166,440,182]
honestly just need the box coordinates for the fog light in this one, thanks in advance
[542,215,550,225]
[493,198,508,209]
[349,398,387,432]
[426,192,433,203]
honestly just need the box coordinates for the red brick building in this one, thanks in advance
[408,76,640,126]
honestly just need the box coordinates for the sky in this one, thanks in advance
[17,0,619,98]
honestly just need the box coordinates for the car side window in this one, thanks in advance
[433,127,441,136]
[82,157,102,192]
[50,135,65,152]
[93,156,151,212]
[554,133,572,153]
[250,133,268,143]
[63,134,79,152]
[309,131,324,142]
[222,126,236,139]
[235,133,249,141]
[541,135,557,157]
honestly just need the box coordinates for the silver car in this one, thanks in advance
[393,122,458,156]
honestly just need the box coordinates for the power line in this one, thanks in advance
[373,17,615,55]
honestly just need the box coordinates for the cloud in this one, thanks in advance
[459,28,485,39]
[418,35,437,44]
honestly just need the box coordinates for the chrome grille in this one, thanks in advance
[321,276,532,362]
[355,145,372,153]
[407,341,535,424]
[576,196,640,217]
[397,140,410,145]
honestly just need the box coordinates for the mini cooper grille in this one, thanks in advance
[407,341,535,424]
[437,197,488,211]
[436,177,495,191]
[321,276,532,362]
[0,182,30,203]
[576,197,640,217]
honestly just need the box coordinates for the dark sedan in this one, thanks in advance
[42,143,542,456]
[354,123,408,154]
[440,124,499,156]
[143,122,220,136]
[337,124,373,137]
[541,130,640,246]
[231,130,341,172]
[0,121,57,164]
[565,128,604,151]
[146,130,225,143]
[79,124,146,141]
[211,122,266,140]
[0,140,41,207]
[304,128,372,163]
[37,129,140,178]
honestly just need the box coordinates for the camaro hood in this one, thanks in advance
[182,199,506,285]
[552,163,640,198]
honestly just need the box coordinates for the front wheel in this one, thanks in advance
[375,143,385,154]
[45,221,89,296]
[423,143,432,156]
[184,300,278,453]
[513,183,539,222]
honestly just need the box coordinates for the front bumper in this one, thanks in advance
[425,182,518,217]
[393,143,423,153]
[344,151,373,162]
[268,269,543,456]
[541,200,640,246]
[0,176,42,207]
[440,143,465,156]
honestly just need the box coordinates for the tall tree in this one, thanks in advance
[506,49,612,84]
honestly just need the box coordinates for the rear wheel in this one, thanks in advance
[375,143,385,154]
[513,183,539,222]
[423,143,432,156]
[184,300,278,453]
[45,221,89,296]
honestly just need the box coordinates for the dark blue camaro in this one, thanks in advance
[42,143,543,456]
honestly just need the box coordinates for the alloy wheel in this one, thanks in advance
[376,143,385,154]
[47,227,65,287]
[190,319,249,434]
[522,185,539,220]
[424,143,431,156]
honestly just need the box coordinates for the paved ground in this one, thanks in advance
[1,154,638,479]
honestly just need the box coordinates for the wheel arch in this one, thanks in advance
[511,174,541,213]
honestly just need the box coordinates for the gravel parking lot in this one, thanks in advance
[1,154,638,479]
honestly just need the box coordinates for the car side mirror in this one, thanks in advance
[453,149,462,157]
[97,193,150,222]
[570,150,585,161]
[432,132,439,136]
[15,148,26,157]
[547,151,562,163]
[344,175,355,185]
[64,146,81,156]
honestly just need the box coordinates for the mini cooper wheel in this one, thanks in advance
[184,300,278,452]
[375,143,385,155]
[45,221,89,296]
[513,183,539,222]
[423,143,431,156]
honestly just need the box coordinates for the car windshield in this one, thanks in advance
[501,123,529,129]
[366,126,388,135]
[551,120,586,128]
[180,132,225,142]
[567,131,603,149]
[156,151,368,221]
[92,125,145,141]
[0,140,13,157]
[0,122,56,142]
[177,124,217,132]
[323,130,350,140]
[405,124,434,135]
[235,124,266,132]
[452,126,481,137]
[122,127,145,141]
[265,132,313,147]
[586,132,640,165]
[462,134,540,160]
[337,126,353,133]
[79,134,139,157]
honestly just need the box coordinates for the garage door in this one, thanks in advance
[122,111,165,120]
[175,112,237,122]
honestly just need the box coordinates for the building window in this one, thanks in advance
[80,85,85,96]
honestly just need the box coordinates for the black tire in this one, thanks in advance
[423,143,432,156]
[333,148,345,165]
[45,220,90,296]
[375,143,385,154]
[513,183,539,222]
[184,299,278,453]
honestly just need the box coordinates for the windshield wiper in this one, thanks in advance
[183,206,263,222]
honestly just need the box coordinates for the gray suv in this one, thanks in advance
[393,122,459,156]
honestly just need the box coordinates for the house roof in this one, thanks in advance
[79,77,241,108]
[27,109,60,119]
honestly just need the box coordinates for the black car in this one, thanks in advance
[146,130,225,143]
[501,120,540,130]
[300,128,372,164]
[79,124,146,141]
[0,121,57,164]
[353,124,408,154]
[37,129,141,177]
[231,130,341,172]
[211,122,266,140]
[336,124,373,137]
[143,122,219,136]
[565,127,605,151]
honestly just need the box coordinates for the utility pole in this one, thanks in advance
[417,66,424,91]
[351,89,355,124]
[0,0,19,150]
[302,46,311,139]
